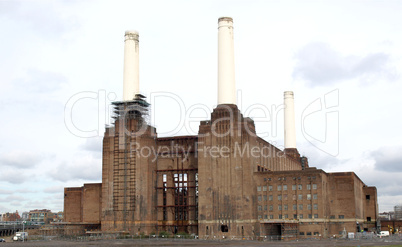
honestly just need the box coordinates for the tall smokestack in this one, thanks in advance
[284,91,296,149]
[123,31,139,101]
[218,17,236,105]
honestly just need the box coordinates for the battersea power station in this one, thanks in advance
[63,17,378,239]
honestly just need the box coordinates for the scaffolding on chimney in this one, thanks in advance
[111,94,150,231]
[111,94,150,125]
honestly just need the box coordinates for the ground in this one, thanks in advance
[1,239,402,247]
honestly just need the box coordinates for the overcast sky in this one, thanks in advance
[1,0,401,214]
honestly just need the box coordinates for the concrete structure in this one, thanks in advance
[123,31,140,101]
[218,17,236,105]
[64,17,378,239]
[284,91,296,149]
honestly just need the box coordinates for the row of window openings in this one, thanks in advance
[258,194,318,201]
[258,184,317,192]
[162,173,199,183]
[264,176,317,182]
[258,204,318,211]
[258,214,319,220]
[299,232,320,236]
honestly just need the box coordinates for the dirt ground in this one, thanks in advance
[2,239,402,247]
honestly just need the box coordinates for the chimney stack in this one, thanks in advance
[218,17,236,105]
[123,31,139,101]
[284,91,296,149]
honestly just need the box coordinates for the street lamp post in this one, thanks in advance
[22,221,26,242]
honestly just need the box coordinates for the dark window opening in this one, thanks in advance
[221,225,228,232]
[366,195,370,200]
[367,217,371,222]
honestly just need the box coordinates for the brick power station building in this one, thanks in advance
[63,17,378,239]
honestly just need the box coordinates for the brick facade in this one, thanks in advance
[64,104,378,239]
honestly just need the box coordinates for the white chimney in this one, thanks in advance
[218,17,236,105]
[284,91,296,149]
[123,30,139,101]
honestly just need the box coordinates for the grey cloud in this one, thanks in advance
[15,189,36,193]
[372,146,402,173]
[292,42,397,87]
[47,158,101,183]
[0,189,13,194]
[0,170,31,184]
[299,144,348,170]
[81,137,103,153]
[44,186,64,194]
[0,151,43,169]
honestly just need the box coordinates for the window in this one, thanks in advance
[283,185,288,191]
[264,205,267,211]
[366,195,370,200]
[308,214,312,219]
[258,196,262,201]
[284,194,288,200]
[367,217,371,222]
[270,215,274,219]
[307,194,311,200]
[269,195,273,201]
[278,185,282,191]
[292,185,296,190]
[299,214,303,219]
[307,232,312,236]
[258,215,262,220]
[307,204,312,210]
[263,195,267,201]
[313,204,318,210]
[307,184,311,190]
[299,232,305,236]
[314,232,319,235]
[299,204,303,210]
[258,205,262,211]
[292,194,296,200]
[314,214,318,218]
[163,174,167,182]
[263,185,267,191]
[312,184,317,189]
[298,194,303,200]
[279,214,282,219]
[269,205,273,211]
[313,194,317,200]
[269,185,273,191]
[278,205,282,210]
[330,215,335,219]
[278,195,282,201]
[293,204,297,210]
[298,185,302,190]
[293,214,297,219]
[285,214,288,219]
[264,215,268,219]
[284,204,288,210]
[339,215,344,219]
[257,186,261,192]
